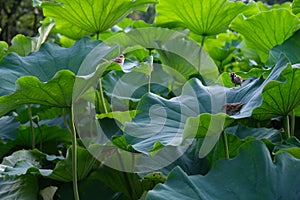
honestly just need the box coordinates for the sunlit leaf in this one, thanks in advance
[292,0,300,16]
[156,0,254,36]
[41,0,157,39]
[252,65,300,120]
[231,9,300,62]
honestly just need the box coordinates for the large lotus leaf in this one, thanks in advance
[155,0,254,36]
[145,141,300,200]
[0,37,101,96]
[124,78,229,153]
[226,56,290,119]
[124,57,289,153]
[0,70,75,117]
[267,29,300,67]
[252,65,300,120]
[0,175,38,200]
[292,0,300,16]
[41,0,157,39]
[231,9,300,62]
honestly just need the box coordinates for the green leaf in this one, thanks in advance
[41,0,157,39]
[145,141,300,200]
[0,175,38,200]
[231,9,300,62]
[0,37,101,96]
[0,41,8,60]
[252,65,300,120]
[49,146,96,182]
[292,0,300,16]
[0,70,75,117]
[124,56,289,153]
[1,147,95,182]
[7,34,32,56]
[183,113,235,158]
[156,0,253,35]
[267,29,300,66]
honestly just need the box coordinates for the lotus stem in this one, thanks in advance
[290,109,295,137]
[98,78,108,114]
[198,35,206,73]
[69,106,80,200]
[284,115,291,139]
[221,131,229,159]
[27,104,35,149]
[148,54,153,93]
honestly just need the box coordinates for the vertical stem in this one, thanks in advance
[221,131,229,159]
[98,78,108,114]
[69,106,80,200]
[198,35,206,73]
[27,104,35,149]
[290,109,295,137]
[284,115,291,139]
[148,55,153,93]
[96,32,100,40]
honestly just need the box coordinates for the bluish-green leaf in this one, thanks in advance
[146,141,300,200]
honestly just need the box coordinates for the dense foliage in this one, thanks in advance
[0,0,300,199]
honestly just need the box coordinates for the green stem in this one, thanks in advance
[148,55,153,93]
[290,109,295,137]
[198,35,206,73]
[69,106,80,200]
[27,104,35,149]
[96,32,100,40]
[221,131,229,159]
[98,78,108,114]
[284,115,291,139]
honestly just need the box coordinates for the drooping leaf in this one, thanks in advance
[0,37,101,96]
[41,0,157,39]
[145,141,300,200]
[0,175,38,200]
[124,78,227,153]
[252,65,300,120]
[156,0,254,36]
[123,56,289,154]
[0,70,75,117]
[226,56,290,119]
[231,9,300,62]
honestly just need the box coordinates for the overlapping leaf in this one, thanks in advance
[267,29,300,66]
[231,9,300,62]
[292,0,300,16]
[123,56,289,154]
[252,65,300,120]
[145,141,300,200]
[0,37,100,96]
[0,175,38,200]
[41,0,157,39]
